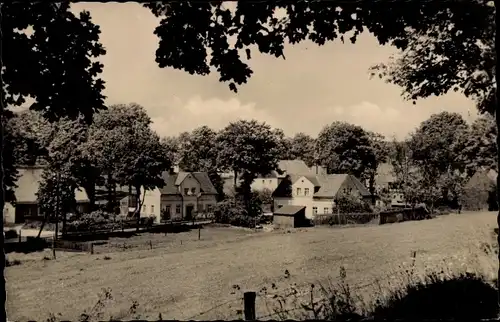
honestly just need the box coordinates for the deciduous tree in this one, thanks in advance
[216,119,281,213]
[461,115,498,176]
[316,121,376,179]
[288,132,317,167]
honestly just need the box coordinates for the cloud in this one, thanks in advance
[321,101,478,140]
[150,96,281,137]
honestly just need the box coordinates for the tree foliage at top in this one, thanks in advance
[460,115,498,176]
[369,2,495,114]
[287,132,317,167]
[85,104,169,217]
[144,1,493,95]
[316,121,376,179]
[216,119,282,206]
[2,2,107,122]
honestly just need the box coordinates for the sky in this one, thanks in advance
[70,2,478,140]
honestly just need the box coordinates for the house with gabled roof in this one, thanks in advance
[159,170,218,221]
[3,165,90,224]
[250,159,327,192]
[272,173,373,219]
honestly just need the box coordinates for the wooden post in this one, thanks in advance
[52,238,56,260]
[18,230,21,243]
[243,291,256,320]
[90,243,94,255]
[149,240,153,250]
[198,225,201,240]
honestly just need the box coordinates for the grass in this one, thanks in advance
[6,211,498,321]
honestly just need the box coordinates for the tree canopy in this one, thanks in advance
[144,1,494,96]
[2,2,106,122]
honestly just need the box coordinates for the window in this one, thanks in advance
[184,188,189,195]
[262,179,265,184]
[296,188,302,195]
[176,205,181,214]
[151,205,154,214]
[191,187,196,194]
[348,188,352,193]
[269,180,272,184]
[165,206,171,215]
[313,207,318,215]
[278,204,283,208]
[207,204,213,212]
[343,188,347,193]
[304,188,310,196]
[324,207,329,214]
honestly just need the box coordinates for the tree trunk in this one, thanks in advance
[83,182,96,212]
[37,213,48,238]
[495,99,500,311]
[135,185,142,232]
[107,173,113,213]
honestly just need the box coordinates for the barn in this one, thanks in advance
[273,205,307,229]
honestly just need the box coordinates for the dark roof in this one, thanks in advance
[160,171,218,195]
[274,205,306,216]
[274,174,371,198]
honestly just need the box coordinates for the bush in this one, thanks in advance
[213,199,256,228]
[4,229,18,239]
[66,210,119,233]
[333,194,373,214]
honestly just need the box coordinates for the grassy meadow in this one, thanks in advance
[6,211,498,321]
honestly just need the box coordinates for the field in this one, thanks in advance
[6,212,498,321]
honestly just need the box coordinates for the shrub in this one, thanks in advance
[4,229,18,239]
[333,194,373,214]
[66,210,119,232]
[213,199,256,228]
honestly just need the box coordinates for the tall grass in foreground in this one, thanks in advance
[248,231,499,321]
[41,228,499,321]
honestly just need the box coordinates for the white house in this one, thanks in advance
[272,173,373,219]
[250,160,327,192]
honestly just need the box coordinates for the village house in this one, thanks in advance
[272,173,373,219]
[159,170,218,222]
[3,166,90,224]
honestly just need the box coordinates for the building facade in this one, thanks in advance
[159,171,218,221]
[273,174,373,219]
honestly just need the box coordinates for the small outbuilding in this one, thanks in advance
[273,205,307,229]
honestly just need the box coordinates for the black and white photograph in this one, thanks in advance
[1,1,498,321]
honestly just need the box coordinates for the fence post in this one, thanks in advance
[198,225,201,240]
[90,243,94,255]
[18,230,21,243]
[243,291,256,320]
[52,238,56,260]
[149,240,153,250]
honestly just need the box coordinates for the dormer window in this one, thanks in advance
[184,188,189,195]
[191,187,196,194]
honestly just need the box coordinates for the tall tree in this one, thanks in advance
[408,112,470,206]
[216,119,281,212]
[288,132,317,167]
[366,131,389,203]
[461,115,498,176]
[2,4,106,316]
[316,121,376,179]
[178,126,224,201]
[49,117,101,210]
[85,104,169,227]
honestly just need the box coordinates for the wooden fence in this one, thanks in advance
[313,212,380,226]
[53,239,95,253]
